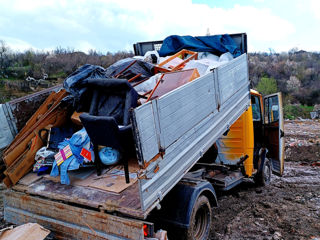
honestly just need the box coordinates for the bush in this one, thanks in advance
[284,104,314,119]
[256,77,278,95]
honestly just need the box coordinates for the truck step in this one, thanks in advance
[205,171,244,191]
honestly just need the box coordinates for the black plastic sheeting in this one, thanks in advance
[64,59,154,110]
[158,34,242,57]
[64,64,106,104]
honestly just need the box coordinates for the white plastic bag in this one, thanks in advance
[134,73,162,93]
[143,50,160,64]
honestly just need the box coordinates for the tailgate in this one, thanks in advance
[4,190,149,240]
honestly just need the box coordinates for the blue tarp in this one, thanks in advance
[158,34,242,57]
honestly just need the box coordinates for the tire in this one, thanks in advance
[254,158,272,186]
[182,195,212,240]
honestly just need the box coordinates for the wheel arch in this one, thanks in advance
[149,180,217,229]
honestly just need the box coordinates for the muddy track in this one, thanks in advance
[211,162,320,240]
[210,120,320,240]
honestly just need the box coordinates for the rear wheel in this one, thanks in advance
[254,158,271,186]
[183,195,212,240]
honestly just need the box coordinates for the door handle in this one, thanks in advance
[280,129,284,138]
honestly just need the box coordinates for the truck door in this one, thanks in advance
[263,93,284,176]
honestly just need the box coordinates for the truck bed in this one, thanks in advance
[10,178,143,217]
[7,161,147,218]
[4,188,148,240]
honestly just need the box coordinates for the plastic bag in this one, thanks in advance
[219,52,234,62]
[134,73,162,93]
[143,50,160,64]
[183,60,209,76]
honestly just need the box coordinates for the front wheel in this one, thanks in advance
[183,195,212,240]
[254,158,272,186]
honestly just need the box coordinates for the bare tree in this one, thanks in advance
[0,40,10,77]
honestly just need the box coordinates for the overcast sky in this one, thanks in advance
[0,0,319,53]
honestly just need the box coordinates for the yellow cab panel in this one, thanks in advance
[215,105,254,177]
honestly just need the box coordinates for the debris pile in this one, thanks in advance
[285,120,320,163]
[0,34,240,188]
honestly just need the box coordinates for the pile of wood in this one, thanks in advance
[1,90,69,187]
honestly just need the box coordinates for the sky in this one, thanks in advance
[0,0,319,53]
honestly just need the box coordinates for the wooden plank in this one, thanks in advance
[5,90,67,153]
[12,176,144,219]
[9,91,57,146]
[7,84,62,133]
[3,102,67,167]
[0,223,50,240]
[4,190,146,240]
[18,172,43,186]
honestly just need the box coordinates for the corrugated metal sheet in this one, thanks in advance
[133,54,250,211]
[0,104,15,149]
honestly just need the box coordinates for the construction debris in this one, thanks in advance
[0,33,239,188]
[0,223,50,240]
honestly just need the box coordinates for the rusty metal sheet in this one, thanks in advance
[0,85,62,150]
[7,85,62,132]
[4,190,147,240]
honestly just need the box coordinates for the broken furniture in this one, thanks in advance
[147,68,200,101]
[79,78,138,183]
[2,90,69,187]
[155,49,198,73]
[104,58,154,84]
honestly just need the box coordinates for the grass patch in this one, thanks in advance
[284,104,314,119]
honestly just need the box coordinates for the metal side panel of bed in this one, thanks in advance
[132,53,250,212]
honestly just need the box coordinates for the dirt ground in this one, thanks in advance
[0,120,319,239]
[211,120,320,240]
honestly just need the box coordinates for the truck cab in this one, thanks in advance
[200,89,284,187]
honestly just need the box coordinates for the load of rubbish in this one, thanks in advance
[0,34,242,190]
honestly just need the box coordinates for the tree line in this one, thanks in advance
[1,40,319,110]
[0,40,133,80]
[250,50,320,106]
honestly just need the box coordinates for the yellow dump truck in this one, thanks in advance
[2,33,284,240]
